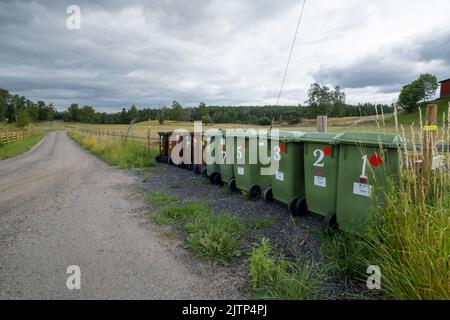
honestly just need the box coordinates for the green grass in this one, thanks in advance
[151,201,245,264]
[319,231,370,287]
[147,192,178,208]
[186,212,245,264]
[69,132,157,168]
[244,216,273,230]
[249,238,319,300]
[0,132,45,160]
[390,97,450,126]
[151,202,210,225]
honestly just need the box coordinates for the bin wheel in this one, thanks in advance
[156,155,161,163]
[227,178,237,192]
[248,185,261,201]
[262,187,273,203]
[209,172,222,185]
[201,167,208,177]
[322,212,338,231]
[288,197,308,216]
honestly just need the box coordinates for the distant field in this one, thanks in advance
[64,114,404,143]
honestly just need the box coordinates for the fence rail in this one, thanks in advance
[0,128,33,145]
[76,127,159,145]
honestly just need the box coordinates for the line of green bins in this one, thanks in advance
[199,129,403,236]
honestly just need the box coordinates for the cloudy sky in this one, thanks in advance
[1,0,449,112]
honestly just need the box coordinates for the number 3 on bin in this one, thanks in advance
[273,146,281,161]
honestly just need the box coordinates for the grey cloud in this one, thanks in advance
[313,31,450,92]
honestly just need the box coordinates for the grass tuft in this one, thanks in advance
[186,212,245,264]
[319,231,370,287]
[245,216,273,230]
[249,238,319,300]
[147,192,178,208]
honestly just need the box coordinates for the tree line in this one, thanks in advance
[1,83,399,126]
[0,89,56,126]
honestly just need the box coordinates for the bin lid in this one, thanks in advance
[300,132,342,145]
[203,129,223,137]
[337,132,404,148]
[268,130,305,142]
[223,129,259,138]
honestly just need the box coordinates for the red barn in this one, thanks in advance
[439,78,450,99]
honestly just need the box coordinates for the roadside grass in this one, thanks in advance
[147,192,178,208]
[151,201,245,264]
[68,132,157,168]
[0,132,45,160]
[249,238,319,300]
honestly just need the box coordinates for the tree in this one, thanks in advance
[258,116,272,126]
[0,89,9,123]
[170,100,183,121]
[201,115,213,125]
[398,73,438,112]
[16,109,31,127]
[127,105,138,122]
[119,108,129,124]
[68,103,80,122]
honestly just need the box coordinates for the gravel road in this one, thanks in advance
[0,131,242,299]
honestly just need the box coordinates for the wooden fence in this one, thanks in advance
[0,128,33,145]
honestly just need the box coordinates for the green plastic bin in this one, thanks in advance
[336,132,403,236]
[203,130,223,185]
[230,131,271,200]
[265,131,306,214]
[301,132,342,227]
[218,129,237,190]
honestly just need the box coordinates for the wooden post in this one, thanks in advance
[421,104,438,181]
[147,126,151,157]
[316,116,328,132]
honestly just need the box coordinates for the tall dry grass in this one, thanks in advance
[364,106,449,299]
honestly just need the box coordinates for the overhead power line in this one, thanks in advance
[276,0,307,105]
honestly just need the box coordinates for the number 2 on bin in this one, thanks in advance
[313,149,325,167]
